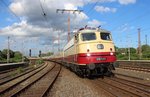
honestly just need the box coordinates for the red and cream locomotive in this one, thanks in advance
[51,27,116,77]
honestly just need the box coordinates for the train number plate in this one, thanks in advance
[96,57,106,61]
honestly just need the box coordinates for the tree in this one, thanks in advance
[47,52,53,56]
[1,49,14,59]
[117,48,127,55]
[41,52,54,57]
[142,45,150,52]
[0,50,3,60]
[141,45,150,58]
[130,47,136,54]
[115,46,139,60]
[14,51,22,59]
[12,51,23,62]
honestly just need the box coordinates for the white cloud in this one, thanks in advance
[118,0,136,5]
[0,0,107,54]
[95,6,117,13]
[9,2,24,16]
[7,0,88,29]
[87,0,136,5]
[115,23,135,32]
[1,21,51,37]
[64,3,77,9]
[1,0,89,43]
[54,40,59,44]
[88,19,104,27]
[87,0,116,3]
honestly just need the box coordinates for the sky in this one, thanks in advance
[0,0,150,56]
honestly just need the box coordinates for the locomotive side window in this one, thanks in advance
[100,33,112,41]
[81,33,96,41]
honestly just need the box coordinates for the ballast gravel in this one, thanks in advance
[48,67,110,97]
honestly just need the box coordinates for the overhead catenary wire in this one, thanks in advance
[85,0,99,16]
[111,9,150,32]
[73,0,99,29]
[84,1,150,47]
[84,1,150,33]
[85,0,115,19]
[38,0,54,47]
[38,0,48,22]
[1,0,21,22]
[56,9,83,42]
[39,5,63,54]
[108,10,150,48]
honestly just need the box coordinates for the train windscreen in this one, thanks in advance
[81,33,96,41]
[100,33,112,41]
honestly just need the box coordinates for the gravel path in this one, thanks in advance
[48,67,109,97]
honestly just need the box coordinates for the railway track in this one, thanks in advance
[0,62,61,97]
[0,68,18,80]
[0,68,17,75]
[114,73,150,85]
[92,76,150,97]
[0,63,47,96]
[118,65,150,73]
[0,64,44,85]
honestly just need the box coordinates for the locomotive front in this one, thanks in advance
[75,28,116,76]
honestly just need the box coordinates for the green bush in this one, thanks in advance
[130,54,139,60]
[35,59,44,65]
[117,54,128,60]
[16,67,24,73]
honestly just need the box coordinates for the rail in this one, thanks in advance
[115,60,150,68]
[92,76,150,97]
[0,62,61,97]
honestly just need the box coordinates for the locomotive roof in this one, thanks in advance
[77,28,110,33]
[64,28,111,51]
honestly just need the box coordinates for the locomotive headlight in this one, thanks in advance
[87,53,91,56]
[110,52,113,55]
[97,44,104,49]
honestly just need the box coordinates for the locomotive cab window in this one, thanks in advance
[100,33,112,41]
[81,33,96,41]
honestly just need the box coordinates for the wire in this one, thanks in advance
[111,10,150,32]
[39,0,48,22]
[86,0,99,16]
[1,0,21,22]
